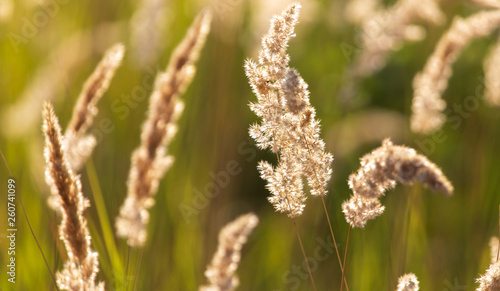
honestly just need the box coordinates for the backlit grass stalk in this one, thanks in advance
[340,225,352,291]
[64,43,125,172]
[347,0,444,77]
[246,2,305,217]
[476,236,500,289]
[115,9,212,247]
[43,102,104,291]
[46,44,124,213]
[283,62,346,288]
[411,10,500,134]
[321,196,349,290]
[396,273,419,291]
[477,262,500,290]
[246,4,335,290]
[342,138,453,228]
[200,213,259,291]
[341,139,452,289]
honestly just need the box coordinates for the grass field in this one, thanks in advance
[1,0,500,290]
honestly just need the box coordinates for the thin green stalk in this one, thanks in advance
[398,189,413,275]
[321,197,349,291]
[133,247,145,291]
[86,160,123,287]
[340,226,352,291]
[125,245,131,291]
[292,217,317,291]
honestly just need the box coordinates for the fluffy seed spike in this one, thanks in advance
[200,213,259,291]
[67,43,125,135]
[282,68,310,114]
[257,3,300,81]
[115,10,212,247]
[350,138,453,199]
[246,3,333,217]
[42,102,103,291]
[64,43,125,171]
[347,0,444,77]
[343,138,453,227]
[411,10,500,134]
[477,262,500,290]
[342,195,385,228]
[397,273,420,291]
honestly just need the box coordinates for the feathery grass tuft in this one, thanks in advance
[43,102,104,291]
[476,236,500,290]
[246,4,336,290]
[115,9,212,247]
[347,0,444,77]
[477,262,500,291]
[342,138,453,228]
[246,3,333,217]
[45,43,124,212]
[411,10,500,134]
[64,43,125,171]
[341,195,385,229]
[199,213,259,291]
[396,273,419,291]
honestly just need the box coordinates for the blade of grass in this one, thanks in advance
[321,196,349,291]
[133,248,145,291]
[292,217,317,291]
[341,226,352,291]
[86,216,112,274]
[86,159,124,288]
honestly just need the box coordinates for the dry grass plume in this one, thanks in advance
[411,10,500,134]
[43,102,104,291]
[342,138,453,227]
[115,9,212,247]
[200,213,259,291]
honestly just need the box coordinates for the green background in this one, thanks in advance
[1,0,499,290]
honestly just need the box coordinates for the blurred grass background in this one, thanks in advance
[1,0,500,290]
